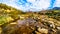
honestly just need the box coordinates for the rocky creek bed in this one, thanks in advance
[0,15,60,34]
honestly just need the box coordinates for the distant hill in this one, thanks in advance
[52,7,60,10]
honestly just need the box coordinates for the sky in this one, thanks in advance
[0,0,60,11]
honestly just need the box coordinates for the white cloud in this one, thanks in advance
[0,0,51,11]
[27,0,36,3]
[36,0,50,9]
[26,0,50,11]
[54,0,60,7]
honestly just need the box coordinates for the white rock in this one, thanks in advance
[57,27,60,30]
[35,31,41,34]
[38,28,48,34]
[48,21,54,24]
[50,24,55,28]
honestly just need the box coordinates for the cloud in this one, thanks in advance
[0,0,59,11]
[54,0,60,7]
[25,0,50,11]
[27,0,36,3]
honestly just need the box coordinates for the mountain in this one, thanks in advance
[52,7,60,10]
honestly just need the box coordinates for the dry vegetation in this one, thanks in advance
[0,3,60,34]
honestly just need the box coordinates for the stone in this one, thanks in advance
[57,27,60,30]
[38,28,48,34]
[35,31,41,34]
[50,24,55,28]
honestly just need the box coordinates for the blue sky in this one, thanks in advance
[0,0,60,11]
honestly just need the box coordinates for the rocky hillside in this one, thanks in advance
[0,3,60,34]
